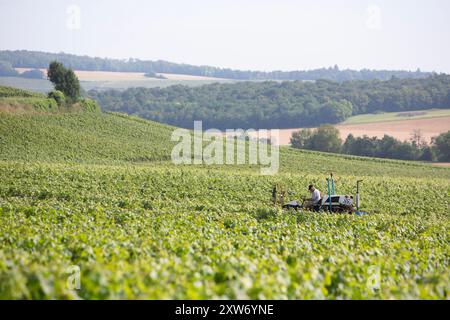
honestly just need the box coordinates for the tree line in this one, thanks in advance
[0,50,433,81]
[88,75,450,130]
[0,60,45,79]
[291,125,450,162]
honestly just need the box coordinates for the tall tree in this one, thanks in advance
[308,125,342,153]
[433,131,450,161]
[290,129,313,148]
[47,61,80,102]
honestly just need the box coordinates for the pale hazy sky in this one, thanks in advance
[1,0,450,72]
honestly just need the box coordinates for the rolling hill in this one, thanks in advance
[0,103,449,299]
[0,112,175,163]
[88,75,450,130]
[1,109,448,178]
[0,50,433,81]
[0,85,58,113]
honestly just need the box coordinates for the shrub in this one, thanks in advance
[78,98,101,112]
[48,90,66,107]
[144,71,166,79]
[31,98,58,112]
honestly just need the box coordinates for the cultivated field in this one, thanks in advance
[2,71,233,92]
[15,68,229,82]
[16,68,146,81]
[81,79,233,90]
[0,111,449,299]
[341,109,450,125]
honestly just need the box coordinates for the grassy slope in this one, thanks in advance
[0,85,57,113]
[342,108,450,125]
[0,113,175,163]
[0,112,449,299]
[1,111,448,179]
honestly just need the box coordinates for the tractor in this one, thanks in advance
[278,173,368,215]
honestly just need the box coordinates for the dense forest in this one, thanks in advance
[0,50,432,81]
[89,75,450,129]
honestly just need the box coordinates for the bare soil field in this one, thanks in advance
[334,116,450,143]
[432,162,450,167]
[252,116,450,145]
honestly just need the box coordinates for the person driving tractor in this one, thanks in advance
[305,184,321,211]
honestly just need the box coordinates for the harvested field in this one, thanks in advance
[251,116,450,145]
[15,68,227,81]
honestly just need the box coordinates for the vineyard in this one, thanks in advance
[0,112,449,299]
[0,86,56,113]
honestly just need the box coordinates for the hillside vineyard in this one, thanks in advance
[0,111,449,299]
